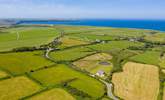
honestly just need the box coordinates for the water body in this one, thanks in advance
[19,19,165,31]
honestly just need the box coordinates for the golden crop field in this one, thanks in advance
[28,88,75,100]
[112,62,160,100]
[0,70,8,78]
[59,37,88,48]
[0,76,41,100]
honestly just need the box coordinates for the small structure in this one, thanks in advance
[96,70,105,77]
[95,39,101,43]
[102,41,106,44]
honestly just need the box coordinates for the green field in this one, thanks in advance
[129,51,161,65]
[0,51,53,75]
[50,47,96,62]
[29,64,105,98]
[0,27,59,51]
[68,33,115,42]
[0,25,165,100]
[144,32,165,43]
[87,41,144,52]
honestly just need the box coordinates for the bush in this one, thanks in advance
[12,47,37,52]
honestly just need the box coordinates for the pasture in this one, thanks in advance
[130,51,161,65]
[0,27,59,51]
[87,41,144,52]
[112,62,160,100]
[29,64,105,98]
[144,32,165,43]
[0,51,53,75]
[68,33,115,42]
[50,47,95,62]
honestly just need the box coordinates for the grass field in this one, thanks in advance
[73,53,113,75]
[144,32,165,43]
[130,51,161,65]
[68,33,116,42]
[0,27,59,51]
[84,27,151,37]
[0,51,53,75]
[0,76,41,100]
[58,36,88,48]
[87,41,144,52]
[112,62,160,100]
[53,25,100,34]
[29,64,105,98]
[28,88,75,100]
[0,25,164,99]
[50,47,95,62]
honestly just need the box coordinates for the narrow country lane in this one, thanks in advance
[100,79,119,100]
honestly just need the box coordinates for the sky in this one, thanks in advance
[0,0,165,19]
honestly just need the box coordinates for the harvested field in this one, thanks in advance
[112,62,159,100]
[0,76,41,100]
[28,88,75,100]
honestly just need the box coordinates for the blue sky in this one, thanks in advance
[0,0,165,19]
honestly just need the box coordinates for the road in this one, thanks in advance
[45,48,54,59]
[100,79,119,100]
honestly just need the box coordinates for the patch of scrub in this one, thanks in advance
[112,62,159,100]
[28,88,75,100]
[0,76,41,100]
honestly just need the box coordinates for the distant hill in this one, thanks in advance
[0,19,19,26]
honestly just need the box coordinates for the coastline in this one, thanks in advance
[17,19,165,32]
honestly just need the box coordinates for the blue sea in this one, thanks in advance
[19,19,165,31]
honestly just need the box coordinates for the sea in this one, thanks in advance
[18,19,165,31]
